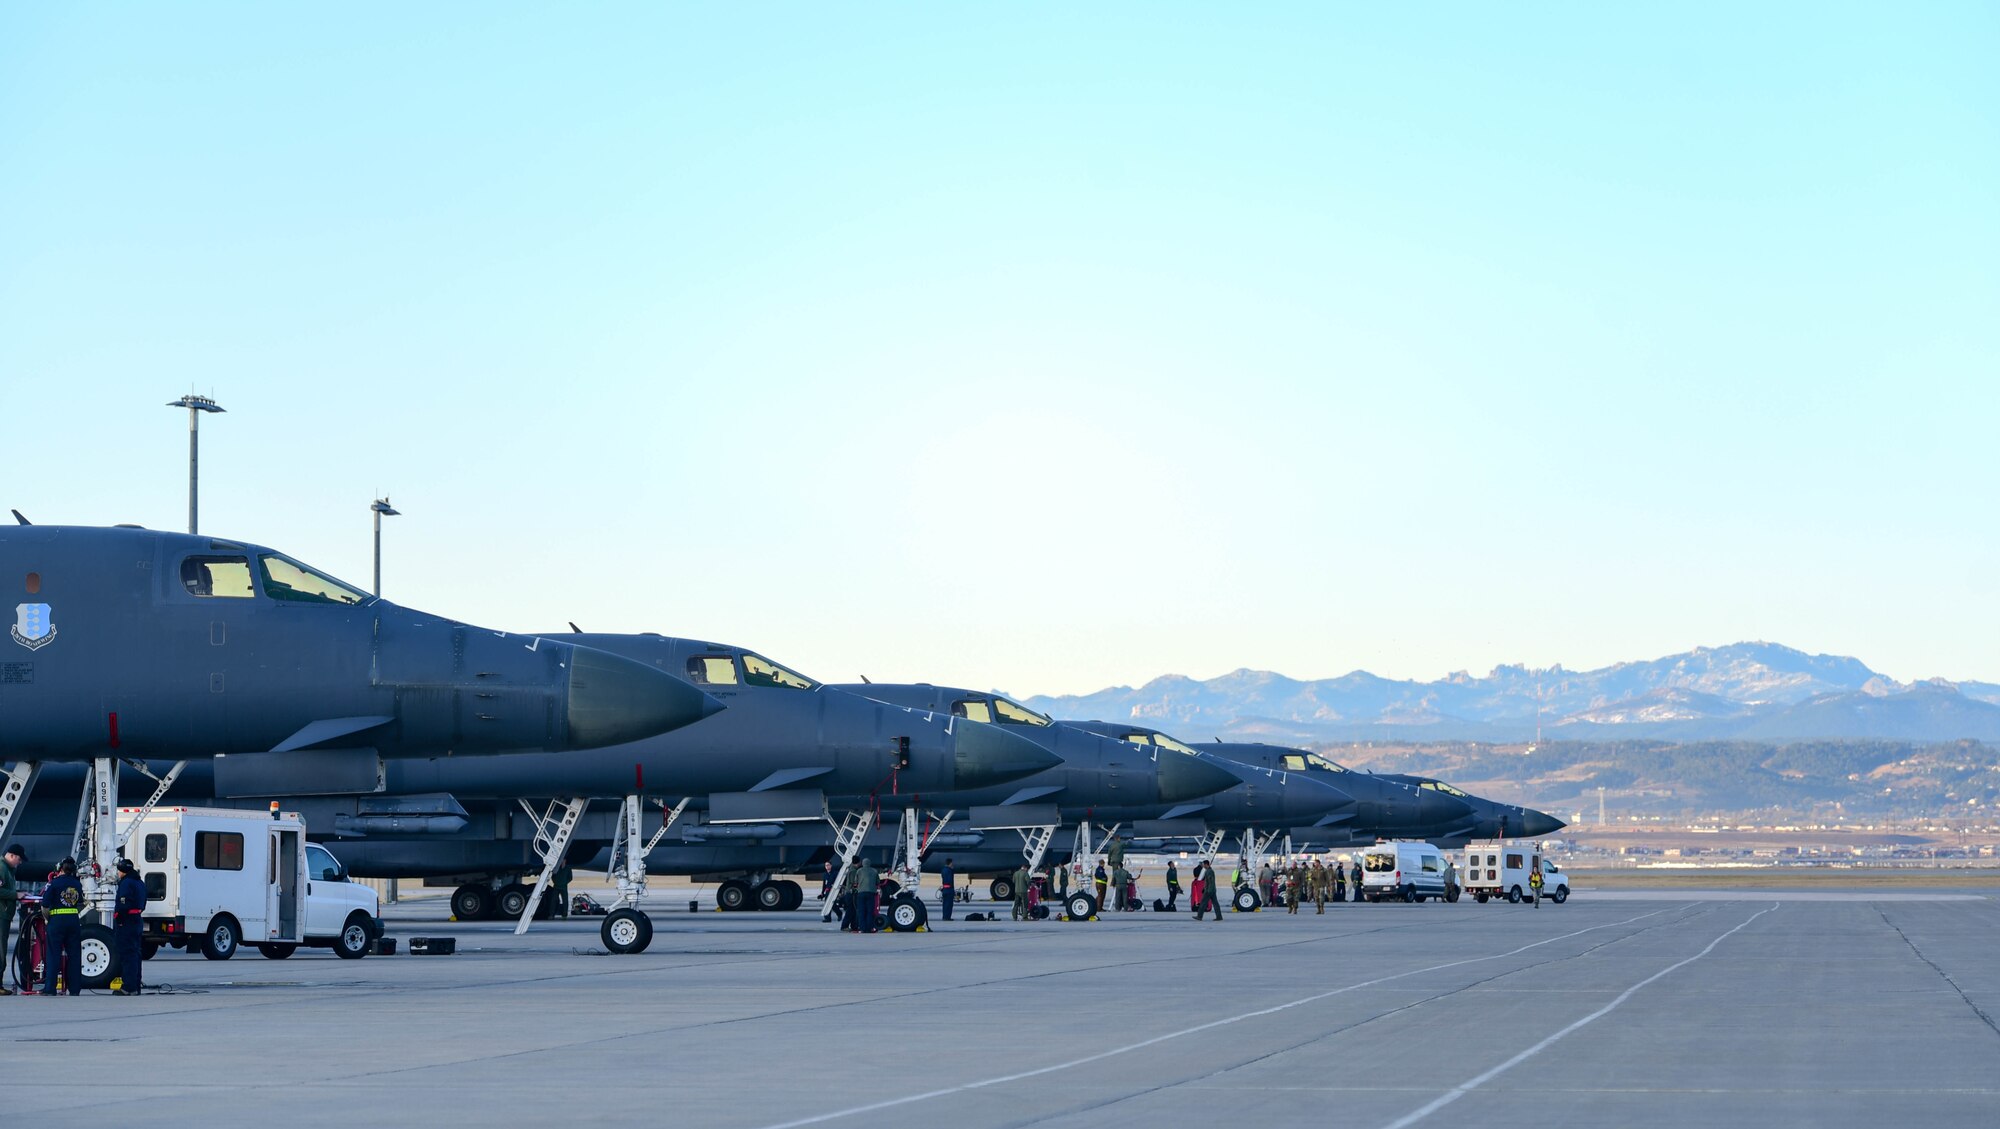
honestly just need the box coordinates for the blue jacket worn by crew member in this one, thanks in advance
[43,858,86,996]
[113,859,147,995]
[0,844,21,996]
[938,859,956,922]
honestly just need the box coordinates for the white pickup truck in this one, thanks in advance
[125,806,382,965]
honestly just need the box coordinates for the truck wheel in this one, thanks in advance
[1507,886,1523,904]
[257,943,297,960]
[1403,885,1417,903]
[202,915,241,961]
[1475,892,1489,904]
[497,884,532,918]
[1232,887,1261,913]
[79,923,120,989]
[776,881,804,911]
[755,882,786,911]
[333,914,372,959]
[1551,887,1569,904]
[1446,886,1461,903]
[1065,892,1097,920]
[988,876,1014,902]
[888,894,928,932]
[141,941,161,961]
[716,880,752,912]
[451,884,494,921]
[602,908,653,954]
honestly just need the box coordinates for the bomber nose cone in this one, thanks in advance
[1416,788,1474,824]
[952,723,1063,789]
[1159,753,1244,803]
[565,646,723,748]
[1520,808,1566,837]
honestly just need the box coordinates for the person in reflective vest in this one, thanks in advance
[42,857,85,996]
[113,859,147,995]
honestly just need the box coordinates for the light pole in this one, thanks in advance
[166,394,225,534]
[370,497,401,905]
[370,497,400,596]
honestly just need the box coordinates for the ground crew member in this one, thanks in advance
[1285,864,1301,914]
[1258,862,1274,903]
[1312,859,1327,914]
[1230,862,1244,900]
[42,857,85,996]
[938,857,956,921]
[112,859,146,995]
[1109,865,1128,911]
[1012,864,1031,921]
[1353,860,1366,902]
[1105,836,1125,871]
[839,863,861,931]
[1529,861,1544,908]
[1055,863,1070,900]
[818,860,836,901]
[1164,860,1181,911]
[0,844,21,995]
[552,862,573,919]
[1202,860,1224,921]
[1442,858,1457,903]
[1092,863,1108,912]
[855,858,880,933]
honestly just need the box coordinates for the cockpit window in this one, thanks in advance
[953,700,994,723]
[1420,781,1469,797]
[181,556,254,598]
[686,656,739,685]
[1123,734,1151,747]
[1153,735,1200,756]
[1283,753,1349,773]
[258,555,369,605]
[742,653,818,690]
[992,698,1052,727]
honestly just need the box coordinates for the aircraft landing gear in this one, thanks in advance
[452,883,495,921]
[601,907,653,954]
[988,876,1015,902]
[886,894,928,932]
[716,879,753,912]
[1232,887,1261,913]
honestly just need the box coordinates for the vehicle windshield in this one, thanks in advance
[258,555,369,605]
[1420,781,1469,797]
[953,699,994,723]
[992,698,1052,727]
[742,652,818,690]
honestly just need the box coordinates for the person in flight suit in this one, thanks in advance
[1164,860,1181,911]
[0,844,21,995]
[1012,864,1031,921]
[1285,863,1301,914]
[1312,859,1328,914]
[938,858,956,922]
[42,858,85,996]
[112,859,146,995]
[854,858,881,933]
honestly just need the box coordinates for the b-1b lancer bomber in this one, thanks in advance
[0,524,719,916]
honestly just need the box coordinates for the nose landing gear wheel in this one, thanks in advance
[602,908,654,954]
[888,894,928,932]
[79,924,120,989]
[1064,892,1097,920]
[1232,887,1261,913]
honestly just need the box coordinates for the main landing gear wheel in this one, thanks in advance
[257,943,297,960]
[497,884,532,919]
[755,882,786,911]
[887,894,928,932]
[989,876,1015,902]
[716,880,752,912]
[776,881,804,911]
[452,884,495,921]
[602,908,654,954]
[1064,892,1097,920]
[79,923,120,990]
[1232,887,1261,913]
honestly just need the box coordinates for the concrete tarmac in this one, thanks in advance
[3,885,1996,1128]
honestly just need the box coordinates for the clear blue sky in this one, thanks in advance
[3,5,1994,695]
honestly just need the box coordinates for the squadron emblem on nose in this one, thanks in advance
[12,602,55,650]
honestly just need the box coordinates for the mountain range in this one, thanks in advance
[1018,643,2000,745]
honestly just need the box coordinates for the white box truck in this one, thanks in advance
[1460,845,1569,904]
[126,806,382,964]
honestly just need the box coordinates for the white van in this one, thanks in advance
[126,806,382,963]
[1358,841,1452,902]
[1460,845,1569,904]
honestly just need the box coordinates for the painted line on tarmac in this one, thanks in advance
[751,905,1686,1129]
[1377,901,1781,1129]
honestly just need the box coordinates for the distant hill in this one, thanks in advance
[1021,642,2000,744]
